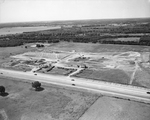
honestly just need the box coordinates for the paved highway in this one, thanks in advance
[0,68,150,103]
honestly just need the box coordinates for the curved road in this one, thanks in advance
[0,68,150,103]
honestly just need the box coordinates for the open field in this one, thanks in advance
[74,69,130,84]
[12,51,71,61]
[0,75,150,120]
[0,44,38,72]
[0,76,99,120]
[0,44,37,63]
[79,96,150,120]
[133,66,150,88]
[48,42,150,53]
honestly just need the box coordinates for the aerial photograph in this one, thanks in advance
[0,0,150,120]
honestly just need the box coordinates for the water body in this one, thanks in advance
[0,26,61,35]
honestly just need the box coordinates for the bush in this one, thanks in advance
[0,86,5,94]
[32,81,41,91]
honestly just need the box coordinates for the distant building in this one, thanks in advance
[80,64,88,68]
[36,44,44,48]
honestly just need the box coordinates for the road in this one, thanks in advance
[68,68,84,77]
[0,68,150,103]
[129,61,139,84]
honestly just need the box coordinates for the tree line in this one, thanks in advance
[0,23,150,47]
[0,33,150,47]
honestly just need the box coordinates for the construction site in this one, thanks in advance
[1,42,150,89]
[1,42,150,120]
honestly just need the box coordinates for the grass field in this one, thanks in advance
[0,76,150,120]
[0,44,36,65]
[74,68,130,84]
[49,42,150,53]
[0,76,99,120]
[133,69,150,88]
[79,96,150,120]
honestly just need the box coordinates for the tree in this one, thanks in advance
[32,81,41,91]
[0,86,5,94]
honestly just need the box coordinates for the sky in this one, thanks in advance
[0,0,150,23]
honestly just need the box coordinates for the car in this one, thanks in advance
[147,92,150,94]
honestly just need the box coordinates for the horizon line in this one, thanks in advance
[0,17,150,24]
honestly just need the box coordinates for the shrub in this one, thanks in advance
[32,81,41,91]
[0,86,5,94]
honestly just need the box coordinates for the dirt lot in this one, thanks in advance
[38,67,76,76]
[0,76,99,120]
